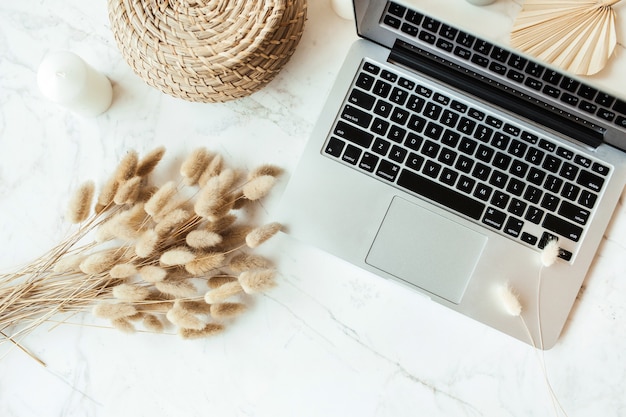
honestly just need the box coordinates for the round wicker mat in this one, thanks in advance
[108,0,307,103]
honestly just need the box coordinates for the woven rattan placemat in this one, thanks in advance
[108,0,307,102]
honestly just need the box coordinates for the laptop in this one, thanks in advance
[277,0,626,349]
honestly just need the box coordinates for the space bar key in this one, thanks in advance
[396,169,485,220]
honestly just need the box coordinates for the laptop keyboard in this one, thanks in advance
[382,1,626,133]
[323,59,611,261]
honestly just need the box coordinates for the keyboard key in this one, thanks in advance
[418,31,437,44]
[592,162,610,176]
[559,201,590,225]
[457,31,475,47]
[525,62,545,77]
[473,40,493,55]
[440,168,458,186]
[527,167,546,186]
[390,87,409,105]
[472,163,491,181]
[508,54,527,70]
[509,159,529,178]
[579,189,597,209]
[359,152,379,172]
[458,117,476,135]
[468,108,486,121]
[578,85,597,99]
[376,159,400,181]
[342,144,362,165]
[423,17,441,33]
[543,214,582,242]
[491,190,509,208]
[521,232,538,245]
[388,125,407,143]
[341,105,373,128]
[348,89,376,110]
[542,155,561,173]
[389,145,408,163]
[356,73,375,90]
[438,148,457,166]
[451,100,468,113]
[507,69,525,83]
[561,183,580,201]
[334,121,374,147]
[406,152,425,171]
[407,114,427,132]
[476,144,494,162]
[387,2,406,17]
[525,148,544,165]
[486,116,504,129]
[325,137,345,157]
[401,22,419,37]
[424,122,444,140]
[525,206,544,224]
[439,24,458,40]
[595,93,614,106]
[421,140,440,158]
[390,108,409,126]
[373,80,392,97]
[424,102,443,120]
[490,47,509,63]
[405,133,423,151]
[399,77,416,90]
[560,77,580,92]
[543,70,562,85]
[372,137,391,156]
[397,169,485,220]
[577,169,604,192]
[483,207,506,230]
[383,15,401,29]
[374,99,393,117]
[454,46,471,60]
[503,123,521,136]
[416,85,433,97]
[474,183,493,201]
[362,63,380,75]
[455,155,474,173]
[508,198,527,216]
[406,95,426,112]
[423,160,442,178]
[506,178,525,196]
[457,175,476,194]
[540,193,560,211]
[406,10,424,25]
[371,118,390,135]
[489,170,509,189]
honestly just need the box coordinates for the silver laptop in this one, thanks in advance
[278,0,626,348]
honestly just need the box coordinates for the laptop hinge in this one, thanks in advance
[389,40,605,150]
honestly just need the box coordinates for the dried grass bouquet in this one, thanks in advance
[0,147,282,363]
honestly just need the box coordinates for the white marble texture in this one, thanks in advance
[1,0,626,416]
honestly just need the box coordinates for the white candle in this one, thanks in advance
[37,51,113,117]
[330,0,354,20]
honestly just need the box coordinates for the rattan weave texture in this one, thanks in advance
[108,0,307,102]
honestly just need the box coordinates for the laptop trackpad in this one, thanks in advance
[366,197,487,304]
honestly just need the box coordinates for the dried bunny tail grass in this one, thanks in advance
[198,153,224,186]
[80,249,123,275]
[185,252,226,276]
[186,230,223,249]
[194,174,227,219]
[136,146,165,177]
[166,303,206,330]
[144,181,177,218]
[93,303,137,320]
[95,176,119,214]
[67,180,95,223]
[139,265,167,283]
[179,323,224,339]
[206,214,237,232]
[210,302,247,319]
[111,318,135,333]
[53,254,84,273]
[160,247,196,266]
[207,275,238,289]
[142,314,164,332]
[204,281,243,303]
[113,176,142,205]
[155,279,197,298]
[112,283,151,302]
[180,147,212,185]
[136,229,160,258]
[242,175,276,201]
[239,269,276,294]
[246,222,282,248]
[96,210,143,243]
[136,300,173,312]
[229,253,273,272]
[218,225,253,250]
[110,263,138,278]
[154,208,192,236]
[114,150,139,182]
[248,164,284,180]
[177,300,212,314]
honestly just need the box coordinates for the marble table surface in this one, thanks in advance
[1,1,626,416]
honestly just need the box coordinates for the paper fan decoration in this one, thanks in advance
[511,0,622,75]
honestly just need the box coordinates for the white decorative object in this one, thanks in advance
[466,0,496,5]
[37,51,113,117]
[331,0,354,20]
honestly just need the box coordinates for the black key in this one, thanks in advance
[597,108,616,122]
[380,70,397,82]
[561,93,579,106]
[506,178,525,196]
[454,46,472,60]
[473,40,493,55]
[471,55,490,68]
[491,132,510,150]
[457,31,475,48]
[577,170,605,192]
[422,17,441,33]
[373,80,392,97]
[324,137,345,157]
[459,137,478,155]
[508,198,527,217]
[525,62,545,77]
[451,100,468,113]
[383,15,402,28]
[390,87,409,105]
[387,2,406,17]
[421,140,440,158]
[405,133,423,151]
[545,175,563,193]
[399,77,416,90]
[389,145,408,163]
[491,190,509,209]
[423,160,442,178]
[406,152,424,171]
[406,10,424,25]
[592,162,610,176]
[390,108,409,126]
[489,170,508,189]
[442,130,461,147]
[524,78,543,91]
[556,147,574,160]
[424,102,443,120]
[401,23,419,37]
[521,232,538,245]
[376,159,400,181]
[455,155,474,174]
[560,162,578,180]
[359,152,379,172]
[372,137,391,156]
[489,62,507,75]
[521,131,539,144]
[576,155,593,168]
[407,95,426,112]
[615,116,626,128]
[433,93,450,105]
[374,99,393,117]
[538,139,556,152]
[397,169,486,220]
[440,168,458,186]
[613,98,626,114]
[503,123,521,136]
[542,155,561,173]
[596,93,614,107]
[334,121,374,147]
[579,190,597,209]
[439,24,458,40]
[578,85,597,100]
[407,114,427,133]
[559,201,590,225]
[371,118,390,136]
[474,183,493,201]
[416,85,433,97]
[543,70,562,85]
[341,105,373,128]
[438,148,457,166]
[525,206,544,224]
[474,125,493,142]
[472,163,491,181]
[543,85,561,98]
[561,183,580,201]
[509,159,529,178]
[483,207,506,230]
[457,175,476,194]
[543,214,582,242]
[539,232,559,249]
[493,152,512,170]
[362,63,380,75]
[342,144,361,165]
[348,89,376,110]
[476,144,494,162]
[527,167,546,186]
[490,47,509,63]
[525,148,545,165]
[508,54,527,70]
[356,73,375,90]
[507,69,525,83]
[424,122,444,140]
[418,31,437,44]
[540,193,560,211]
[468,108,486,121]
[559,249,573,261]
[560,77,580,92]
[441,110,460,128]
[458,117,476,135]
[508,139,527,158]
[388,125,407,142]
[486,116,504,129]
